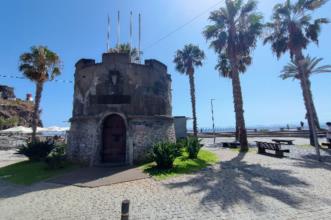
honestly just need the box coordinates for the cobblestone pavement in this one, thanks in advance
[1,140,331,220]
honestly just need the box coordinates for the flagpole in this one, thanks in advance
[107,14,110,52]
[117,11,120,48]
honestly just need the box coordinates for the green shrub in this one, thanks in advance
[152,142,181,169]
[45,144,67,169]
[176,138,189,150]
[0,117,19,130]
[17,141,55,161]
[186,137,203,159]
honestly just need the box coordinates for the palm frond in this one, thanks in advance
[280,55,331,80]
[173,44,205,75]
[19,46,62,83]
[264,0,328,60]
[241,0,257,15]
[204,0,262,77]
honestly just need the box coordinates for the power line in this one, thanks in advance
[0,74,73,84]
[143,1,223,51]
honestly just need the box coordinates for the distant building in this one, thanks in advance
[68,52,176,166]
[174,116,189,139]
[26,93,33,102]
[0,85,16,100]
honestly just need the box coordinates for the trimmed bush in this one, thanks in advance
[17,141,55,161]
[45,144,67,169]
[152,142,181,169]
[186,137,203,159]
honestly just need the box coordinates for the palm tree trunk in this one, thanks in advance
[304,77,321,145]
[231,72,248,151]
[235,121,240,141]
[294,50,320,160]
[300,77,319,147]
[228,22,248,150]
[32,81,43,142]
[188,72,198,137]
[306,78,320,130]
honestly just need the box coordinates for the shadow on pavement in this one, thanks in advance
[0,165,148,199]
[165,152,311,211]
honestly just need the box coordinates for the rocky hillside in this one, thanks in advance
[0,99,42,129]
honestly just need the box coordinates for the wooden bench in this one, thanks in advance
[256,141,290,157]
[322,143,331,149]
[272,139,294,145]
[222,142,240,148]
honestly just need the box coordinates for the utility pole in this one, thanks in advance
[210,99,216,144]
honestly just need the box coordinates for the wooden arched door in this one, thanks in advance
[102,115,126,164]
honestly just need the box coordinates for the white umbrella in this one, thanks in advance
[40,126,69,137]
[0,126,45,134]
[43,126,69,132]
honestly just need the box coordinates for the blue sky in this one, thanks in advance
[0,0,330,129]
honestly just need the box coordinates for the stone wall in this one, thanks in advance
[72,53,172,118]
[68,114,176,165]
[129,116,176,163]
[67,117,98,165]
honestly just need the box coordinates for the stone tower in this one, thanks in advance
[68,52,176,166]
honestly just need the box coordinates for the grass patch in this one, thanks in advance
[0,161,78,185]
[141,149,219,181]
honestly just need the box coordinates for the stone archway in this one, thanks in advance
[102,114,126,164]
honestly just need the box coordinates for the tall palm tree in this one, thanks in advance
[264,0,329,149]
[203,0,263,151]
[174,44,205,137]
[19,46,61,142]
[281,56,331,134]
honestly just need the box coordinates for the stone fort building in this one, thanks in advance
[68,52,176,166]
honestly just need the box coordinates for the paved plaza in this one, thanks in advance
[0,138,331,220]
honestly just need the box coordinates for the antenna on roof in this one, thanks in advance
[106,14,110,52]
[117,11,120,48]
[138,13,142,63]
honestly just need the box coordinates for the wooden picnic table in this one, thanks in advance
[272,139,294,145]
[256,141,290,157]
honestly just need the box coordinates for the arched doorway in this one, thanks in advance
[102,114,126,164]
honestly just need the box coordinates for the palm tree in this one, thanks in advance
[281,56,331,135]
[174,44,205,137]
[19,46,61,142]
[203,0,263,151]
[264,0,329,150]
[281,56,331,79]
[108,43,140,63]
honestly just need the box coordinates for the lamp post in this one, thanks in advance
[210,99,216,144]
